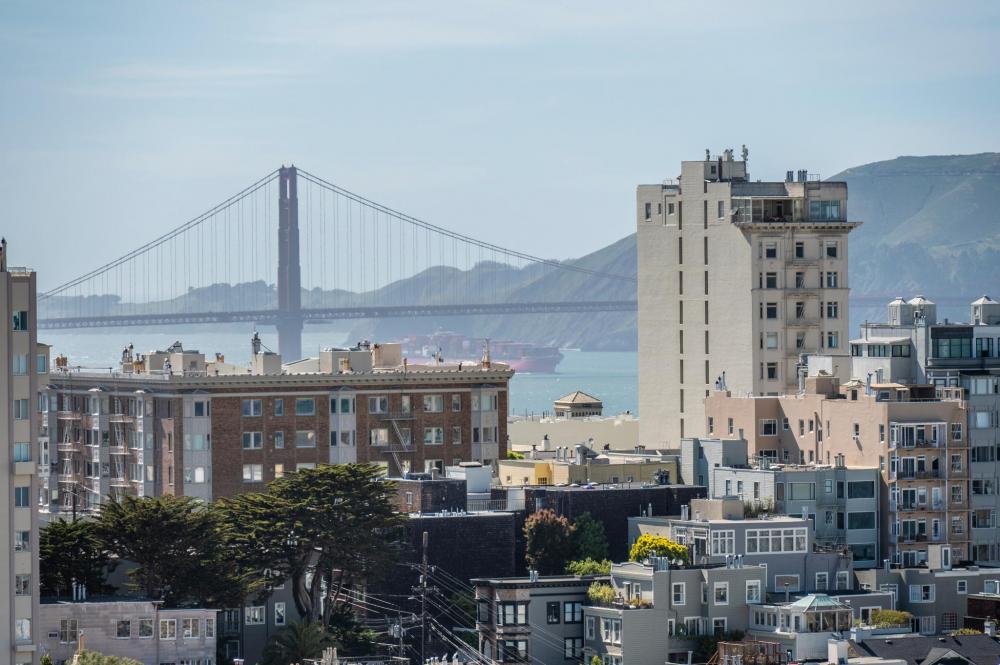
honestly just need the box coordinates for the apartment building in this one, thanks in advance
[855,543,1000,635]
[473,574,602,665]
[629,503,853,594]
[43,338,511,515]
[583,558,768,665]
[1,243,40,665]
[38,598,217,665]
[852,295,1000,564]
[637,150,858,446]
[700,453,882,567]
[705,375,970,566]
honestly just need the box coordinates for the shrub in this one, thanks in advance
[629,533,688,563]
[566,558,612,576]
[869,609,912,628]
[950,628,982,636]
[507,451,525,460]
[586,581,616,605]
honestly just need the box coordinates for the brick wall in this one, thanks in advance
[392,478,468,513]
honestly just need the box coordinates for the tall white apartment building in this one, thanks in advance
[0,241,40,665]
[637,150,858,446]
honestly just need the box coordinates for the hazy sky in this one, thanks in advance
[3,1,999,290]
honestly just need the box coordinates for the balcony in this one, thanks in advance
[56,410,81,420]
[370,411,416,421]
[786,318,820,327]
[57,441,81,452]
[897,470,940,480]
[109,445,129,456]
[108,413,134,424]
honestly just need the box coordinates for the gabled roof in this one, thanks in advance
[972,295,998,305]
[554,390,602,405]
[855,633,1000,665]
[921,647,975,665]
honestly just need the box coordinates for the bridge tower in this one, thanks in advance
[276,166,303,360]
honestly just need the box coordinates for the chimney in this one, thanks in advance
[786,170,794,183]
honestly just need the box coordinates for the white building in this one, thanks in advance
[637,150,858,446]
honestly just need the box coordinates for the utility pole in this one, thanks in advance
[420,530,428,665]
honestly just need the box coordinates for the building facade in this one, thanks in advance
[38,599,217,665]
[637,150,858,445]
[705,375,970,565]
[43,340,511,515]
[473,574,601,665]
[851,295,1000,564]
[1,245,40,665]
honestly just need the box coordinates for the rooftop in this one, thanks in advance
[854,633,1000,665]
[554,390,602,405]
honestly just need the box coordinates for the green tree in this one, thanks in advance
[93,495,245,608]
[327,605,377,656]
[75,651,143,665]
[218,464,404,624]
[507,450,525,460]
[260,621,334,665]
[572,512,609,561]
[40,654,54,665]
[586,581,615,604]
[629,533,688,563]
[524,509,577,575]
[566,558,612,575]
[39,518,111,597]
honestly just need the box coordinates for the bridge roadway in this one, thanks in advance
[37,300,640,330]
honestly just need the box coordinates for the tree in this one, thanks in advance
[93,495,246,608]
[566,558,611,576]
[218,464,404,625]
[75,651,143,665]
[39,518,111,597]
[260,621,334,665]
[524,509,576,575]
[628,534,688,563]
[40,655,54,665]
[586,581,615,604]
[572,513,609,561]
[507,450,525,460]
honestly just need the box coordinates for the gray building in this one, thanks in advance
[678,437,748,489]
[38,598,217,665]
[850,295,1000,564]
[473,574,602,665]
[629,510,853,593]
[217,584,301,665]
[708,461,881,567]
[856,544,1000,635]
[583,559,768,665]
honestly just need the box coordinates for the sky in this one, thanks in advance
[2,1,999,291]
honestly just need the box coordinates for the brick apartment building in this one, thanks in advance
[42,338,511,516]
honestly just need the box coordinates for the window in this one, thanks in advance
[788,482,815,500]
[501,639,529,662]
[14,486,30,507]
[957,580,968,594]
[12,353,27,375]
[498,602,528,626]
[600,618,621,644]
[368,396,388,414]
[273,398,284,416]
[745,528,807,553]
[815,572,829,590]
[711,530,735,555]
[295,430,315,448]
[274,602,286,626]
[205,618,215,638]
[245,606,266,625]
[765,241,778,259]
[13,399,28,419]
[242,432,262,449]
[564,637,583,660]
[563,601,582,623]
[825,271,839,288]
[908,584,935,603]
[295,398,315,416]
[15,574,30,596]
[644,202,652,220]
[424,427,444,445]
[423,395,444,412]
[274,431,284,449]
[766,332,779,349]
[60,618,78,643]
[370,428,389,446]
[826,301,839,318]
[242,399,262,417]
[585,616,596,640]
[848,512,876,530]
[546,602,560,624]
[242,464,263,482]
[847,481,875,498]
[766,362,778,380]
[12,310,28,330]
[810,200,841,221]
[765,272,777,289]
[714,582,729,605]
[760,419,777,436]
[717,200,725,219]
[746,579,761,604]
[672,582,685,605]
[182,618,200,638]
[160,618,177,639]
[13,442,30,462]
[766,302,778,319]
[836,571,850,590]
[14,531,29,552]
[827,331,839,349]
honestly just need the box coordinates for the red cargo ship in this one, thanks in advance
[398,332,563,373]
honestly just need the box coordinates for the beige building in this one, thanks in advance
[498,454,677,487]
[1,242,40,665]
[705,375,970,565]
[553,391,603,418]
[637,150,858,446]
